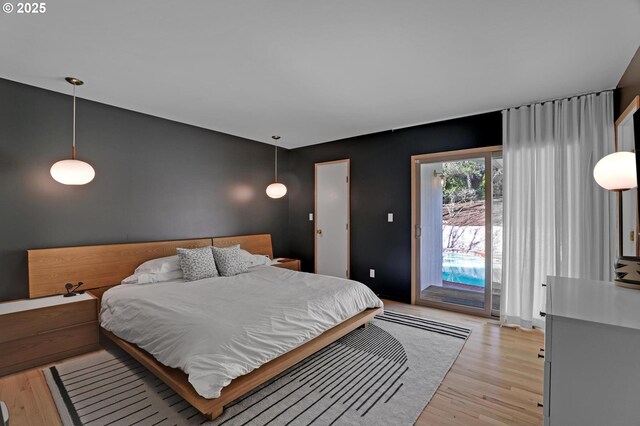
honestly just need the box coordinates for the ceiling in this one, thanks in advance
[1,0,639,149]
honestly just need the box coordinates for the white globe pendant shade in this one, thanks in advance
[50,159,96,185]
[266,182,287,199]
[593,151,637,191]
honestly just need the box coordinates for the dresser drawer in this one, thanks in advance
[543,360,551,418]
[0,297,97,344]
[543,313,552,360]
[0,321,99,375]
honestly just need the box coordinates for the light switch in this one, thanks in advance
[370,269,375,278]
[387,213,394,222]
[309,213,313,221]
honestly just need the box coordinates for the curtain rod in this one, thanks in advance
[391,88,615,132]
[504,88,614,112]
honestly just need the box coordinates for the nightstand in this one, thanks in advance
[272,258,302,271]
[0,293,100,376]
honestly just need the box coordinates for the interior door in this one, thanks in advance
[315,159,350,278]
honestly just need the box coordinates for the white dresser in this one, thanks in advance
[544,276,640,426]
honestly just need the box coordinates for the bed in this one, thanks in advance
[27,234,383,420]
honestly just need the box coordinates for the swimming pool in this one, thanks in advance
[442,251,485,287]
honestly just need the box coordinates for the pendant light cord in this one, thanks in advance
[272,135,281,183]
[72,83,76,159]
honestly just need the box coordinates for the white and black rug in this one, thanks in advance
[45,311,470,426]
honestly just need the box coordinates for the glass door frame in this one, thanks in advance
[410,146,502,317]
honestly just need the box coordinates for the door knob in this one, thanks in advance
[316,229,323,235]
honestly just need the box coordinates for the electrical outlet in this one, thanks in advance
[309,213,313,221]
[370,269,375,278]
[387,213,393,222]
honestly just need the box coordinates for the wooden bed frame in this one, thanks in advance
[27,234,382,420]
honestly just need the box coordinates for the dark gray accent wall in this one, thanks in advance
[0,78,289,301]
[1,77,501,304]
[616,45,640,117]
[286,113,501,302]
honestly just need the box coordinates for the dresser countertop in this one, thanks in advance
[547,276,640,331]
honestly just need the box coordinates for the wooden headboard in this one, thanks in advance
[211,234,273,259]
[27,234,273,298]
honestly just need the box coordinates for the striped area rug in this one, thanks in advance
[45,311,470,426]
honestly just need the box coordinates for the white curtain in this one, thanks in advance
[501,91,616,329]
[420,163,443,289]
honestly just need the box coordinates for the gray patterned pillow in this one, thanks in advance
[212,245,249,277]
[176,247,219,281]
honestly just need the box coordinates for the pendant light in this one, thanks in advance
[593,151,637,191]
[50,77,95,185]
[266,135,287,198]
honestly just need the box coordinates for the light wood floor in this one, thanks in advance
[386,300,544,426]
[0,300,544,426]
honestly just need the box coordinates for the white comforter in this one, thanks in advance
[100,266,383,399]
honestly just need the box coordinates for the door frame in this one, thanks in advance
[315,159,351,277]
[411,146,502,317]
[614,96,640,257]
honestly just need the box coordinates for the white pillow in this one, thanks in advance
[250,254,271,267]
[134,255,180,274]
[122,269,184,285]
[237,248,271,267]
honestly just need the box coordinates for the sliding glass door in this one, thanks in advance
[412,147,502,317]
